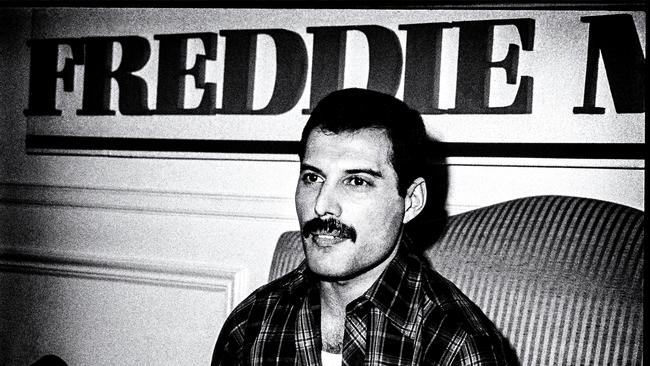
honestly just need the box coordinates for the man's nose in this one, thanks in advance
[314,183,342,217]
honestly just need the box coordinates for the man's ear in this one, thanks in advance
[403,177,427,224]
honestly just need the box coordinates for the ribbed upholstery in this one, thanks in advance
[269,196,644,365]
[269,231,305,281]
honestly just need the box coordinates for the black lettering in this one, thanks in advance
[399,22,450,113]
[220,29,307,114]
[154,33,218,115]
[305,25,403,113]
[450,18,534,114]
[77,36,152,116]
[24,38,83,116]
[574,14,645,114]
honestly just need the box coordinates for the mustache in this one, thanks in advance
[301,217,357,242]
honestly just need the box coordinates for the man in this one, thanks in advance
[212,88,518,365]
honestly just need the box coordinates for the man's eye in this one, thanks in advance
[345,177,370,187]
[301,173,322,184]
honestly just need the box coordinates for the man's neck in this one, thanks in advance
[318,241,401,353]
[319,269,380,311]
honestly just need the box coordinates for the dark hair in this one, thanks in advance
[299,88,449,251]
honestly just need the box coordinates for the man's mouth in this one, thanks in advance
[310,233,350,247]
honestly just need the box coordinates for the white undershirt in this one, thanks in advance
[321,351,343,366]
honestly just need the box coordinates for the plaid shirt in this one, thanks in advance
[212,242,518,365]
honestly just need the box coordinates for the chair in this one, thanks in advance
[269,195,644,365]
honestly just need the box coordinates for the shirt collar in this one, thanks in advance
[286,261,311,300]
[289,238,425,336]
[361,238,424,337]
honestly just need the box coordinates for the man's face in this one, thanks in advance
[295,127,407,280]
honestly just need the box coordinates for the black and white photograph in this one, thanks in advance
[0,1,644,365]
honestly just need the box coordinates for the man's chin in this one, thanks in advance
[304,253,350,278]
[308,267,359,282]
[306,259,377,283]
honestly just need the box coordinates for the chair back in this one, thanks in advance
[269,196,644,365]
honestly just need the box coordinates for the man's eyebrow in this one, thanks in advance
[345,168,383,178]
[299,164,383,179]
[300,163,323,174]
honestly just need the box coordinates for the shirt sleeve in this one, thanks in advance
[453,333,520,366]
[211,315,246,366]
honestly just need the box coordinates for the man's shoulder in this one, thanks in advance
[228,264,305,322]
[213,264,308,364]
[408,258,518,363]
[413,257,502,338]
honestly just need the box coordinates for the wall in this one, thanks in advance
[0,7,644,365]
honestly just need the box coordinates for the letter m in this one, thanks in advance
[574,14,645,114]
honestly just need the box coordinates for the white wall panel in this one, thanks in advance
[0,187,297,290]
[446,162,644,214]
[0,188,295,365]
[0,249,244,365]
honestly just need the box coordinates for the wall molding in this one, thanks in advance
[0,182,479,218]
[447,157,644,169]
[0,247,248,313]
[0,182,296,221]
